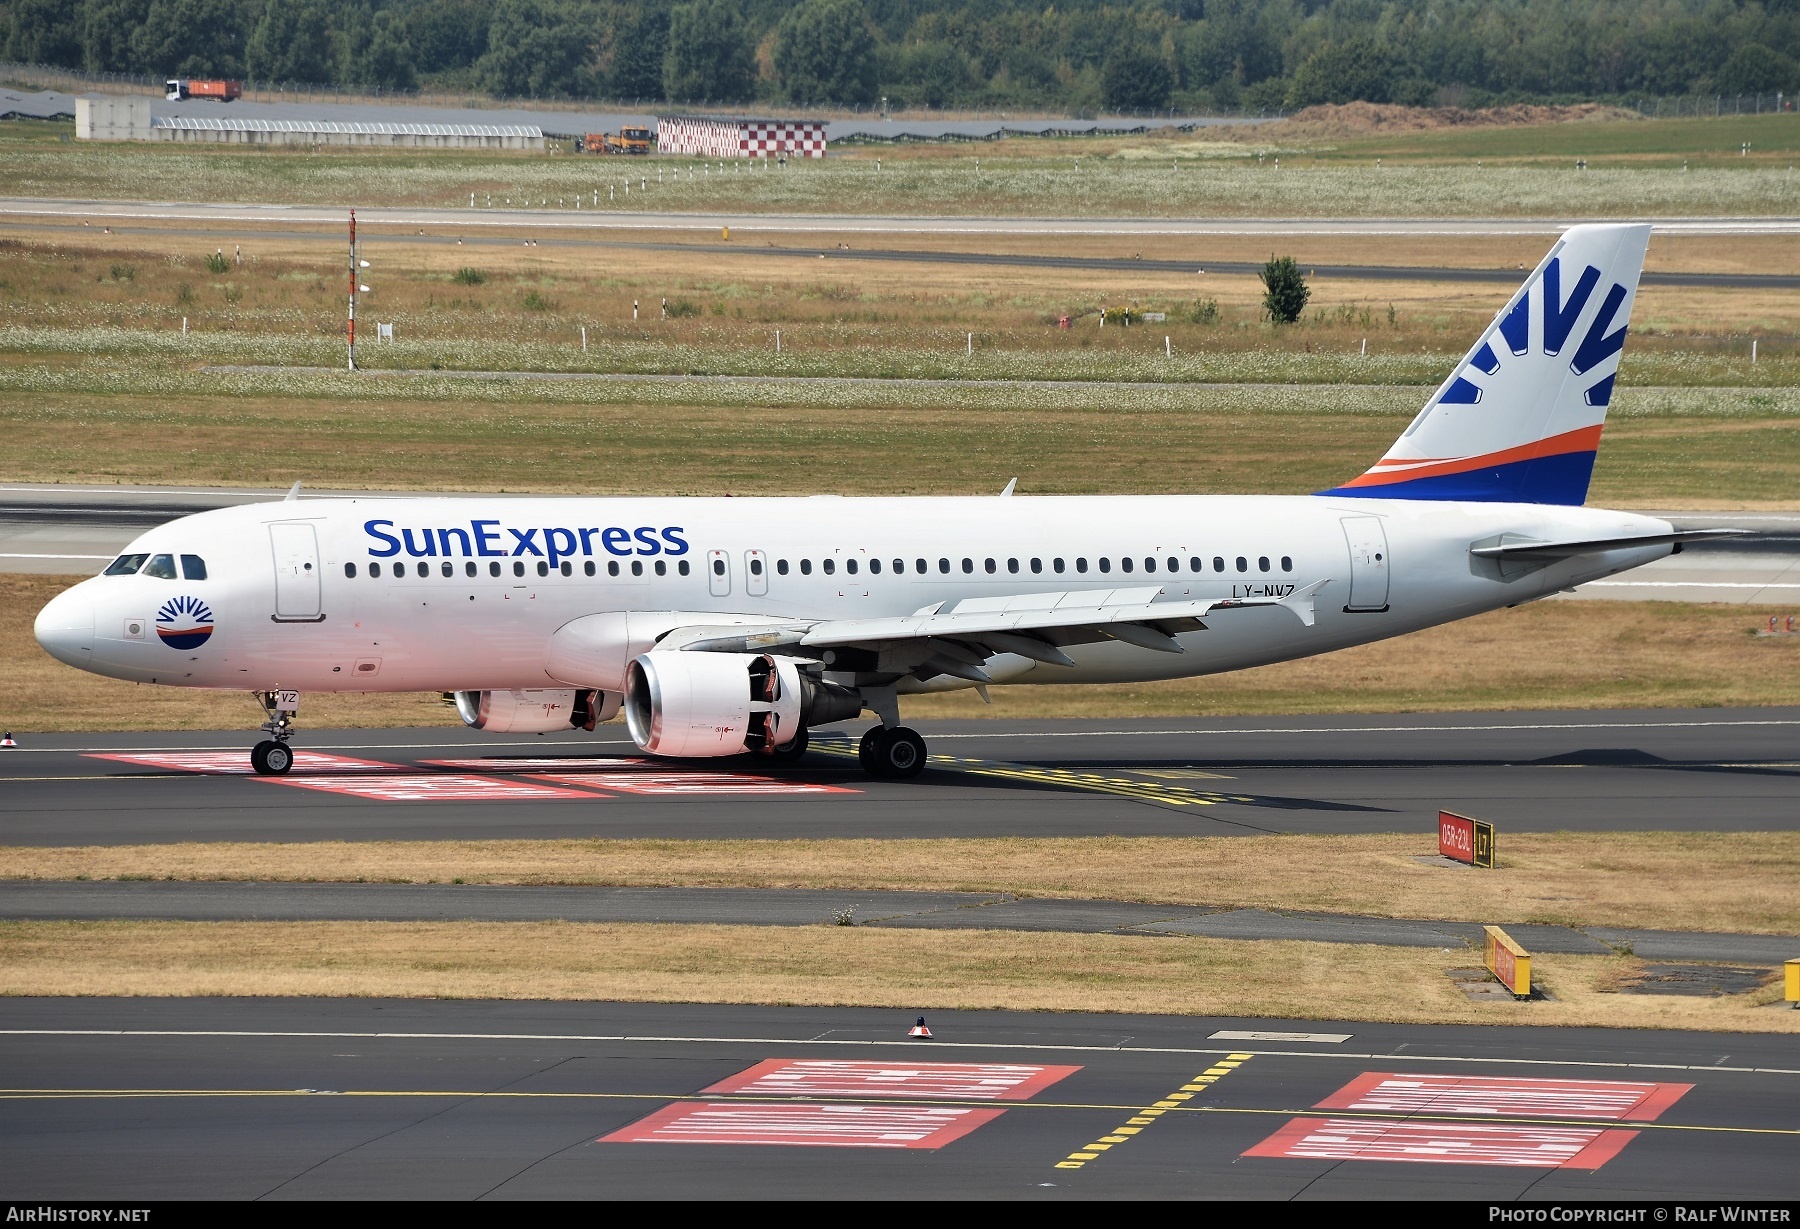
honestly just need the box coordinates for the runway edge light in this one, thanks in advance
[908,1016,932,1039]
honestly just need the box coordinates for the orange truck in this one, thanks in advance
[580,127,653,154]
[165,79,243,102]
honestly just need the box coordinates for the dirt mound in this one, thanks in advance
[1272,101,1641,137]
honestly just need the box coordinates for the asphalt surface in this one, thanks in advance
[7,197,1799,237]
[6,481,1796,600]
[4,880,1790,964]
[0,997,1793,1199]
[4,709,1798,845]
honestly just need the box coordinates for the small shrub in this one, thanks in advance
[174,283,194,305]
[109,264,134,282]
[666,298,702,318]
[1260,255,1310,324]
[452,267,487,285]
[520,290,558,311]
[1188,298,1220,325]
[204,251,230,274]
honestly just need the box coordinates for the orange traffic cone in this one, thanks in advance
[908,1016,932,1039]
[0,732,15,748]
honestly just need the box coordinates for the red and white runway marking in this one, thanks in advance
[1243,1117,1638,1169]
[1314,1073,1694,1122]
[88,751,398,775]
[424,757,651,772]
[601,1102,1005,1149]
[533,771,856,796]
[702,1059,1082,1101]
[267,774,600,802]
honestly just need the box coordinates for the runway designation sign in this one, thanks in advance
[1439,810,1494,868]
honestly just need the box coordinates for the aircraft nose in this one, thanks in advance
[34,587,94,669]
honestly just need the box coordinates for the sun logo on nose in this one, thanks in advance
[156,595,215,649]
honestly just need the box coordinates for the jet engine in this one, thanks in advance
[454,688,620,734]
[625,651,862,757]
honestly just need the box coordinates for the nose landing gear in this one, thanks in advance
[858,725,928,779]
[251,689,298,776]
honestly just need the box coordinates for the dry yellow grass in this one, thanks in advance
[6,574,1798,731]
[0,921,1789,1032]
[9,832,1795,935]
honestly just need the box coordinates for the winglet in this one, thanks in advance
[999,478,1017,497]
[285,480,302,502]
[1280,579,1328,627]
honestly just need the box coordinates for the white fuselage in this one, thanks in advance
[36,494,1674,697]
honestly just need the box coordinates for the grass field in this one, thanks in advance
[1,920,1788,1031]
[5,112,1800,216]
[6,572,1798,730]
[10,832,1793,935]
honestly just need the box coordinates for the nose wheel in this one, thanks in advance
[251,739,293,776]
[859,725,927,779]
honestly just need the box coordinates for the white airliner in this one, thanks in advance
[35,223,1721,778]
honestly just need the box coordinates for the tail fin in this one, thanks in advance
[1322,223,1651,506]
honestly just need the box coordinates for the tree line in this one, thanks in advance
[5,0,1799,113]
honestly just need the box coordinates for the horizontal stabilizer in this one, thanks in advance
[1470,528,1741,562]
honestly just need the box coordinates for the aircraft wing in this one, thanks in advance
[674,580,1327,681]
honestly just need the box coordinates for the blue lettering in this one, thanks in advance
[545,527,578,567]
[601,527,632,556]
[579,528,601,555]
[364,519,401,558]
[661,526,689,556]
[509,527,544,557]
[472,520,506,557]
[633,526,662,555]
[438,527,472,557]
[402,528,437,558]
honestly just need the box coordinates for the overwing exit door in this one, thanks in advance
[1341,515,1390,613]
[706,549,731,597]
[270,522,325,621]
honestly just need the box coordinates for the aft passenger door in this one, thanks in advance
[1340,515,1390,613]
[270,522,325,622]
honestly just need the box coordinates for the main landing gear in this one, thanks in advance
[250,690,298,776]
[859,725,928,780]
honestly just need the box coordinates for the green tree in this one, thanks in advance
[246,0,334,84]
[664,0,755,104]
[1260,255,1309,324]
[1288,37,1395,108]
[774,0,877,105]
[5,0,81,66]
[349,10,418,90]
[1100,46,1173,112]
[608,7,669,101]
[478,0,590,98]
[1716,44,1799,94]
[130,0,246,77]
[77,0,151,73]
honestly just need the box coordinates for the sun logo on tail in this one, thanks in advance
[156,595,215,649]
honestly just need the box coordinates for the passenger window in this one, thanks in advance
[846,558,858,575]
[1030,558,1042,573]
[750,558,764,576]
[1099,557,1111,573]
[608,561,620,577]
[801,559,812,575]
[653,560,665,576]
[1165,557,1177,573]
[490,561,501,577]
[983,558,995,574]
[583,561,594,577]
[1190,557,1202,572]
[961,558,973,574]
[777,559,790,575]
[1120,557,1132,573]
[915,559,927,573]
[895,559,906,573]
[823,558,836,575]
[537,561,550,577]
[1075,557,1088,573]
[1007,558,1019,574]
[143,554,177,579]
[1053,558,1065,573]
[632,560,644,576]
[1281,556,1293,572]
[1148,557,1159,573]
[441,562,453,577]
[678,560,691,576]
[393,564,404,580]
[513,561,525,577]
[1213,557,1225,572]
[870,558,882,574]
[712,558,725,576]
[103,554,148,576]
[468,562,479,577]
[1236,557,1248,573]
[417,561,429,578]
[344,562,357,578]
[180,554,207,580]
[1258,556,1270,572]
[563,561,574,576]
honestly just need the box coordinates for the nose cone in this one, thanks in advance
[34,586,94,669]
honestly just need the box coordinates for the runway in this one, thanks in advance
[6,196,1799,237]
[3,709,1797,845]
[1,998,1793,1199]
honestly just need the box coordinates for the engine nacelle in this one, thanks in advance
[454,688,619,734]
[625,652,861,757]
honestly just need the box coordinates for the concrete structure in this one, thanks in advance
[147,115,543,149]
[656,115,829,158]
[74,94,151,140]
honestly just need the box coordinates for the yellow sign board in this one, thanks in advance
[1484,925,1532,1000]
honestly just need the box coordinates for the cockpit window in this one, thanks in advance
[142,554,178,579]
[180,554,207,580]
[103,553,149,576]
